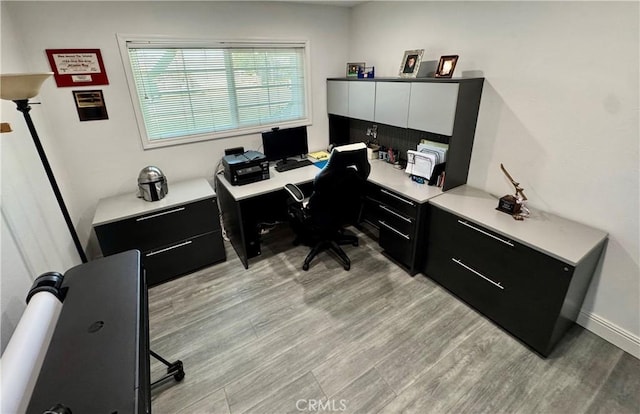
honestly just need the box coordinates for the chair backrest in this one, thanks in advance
[308,143,371,231]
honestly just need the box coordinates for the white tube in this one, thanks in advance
[0,291,63,414]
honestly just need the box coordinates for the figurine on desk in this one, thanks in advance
[496,163,530,221]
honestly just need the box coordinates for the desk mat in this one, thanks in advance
[314,160,328,169]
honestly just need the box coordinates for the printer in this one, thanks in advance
[222,150,270,186]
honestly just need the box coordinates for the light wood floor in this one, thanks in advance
[147,225,639,414]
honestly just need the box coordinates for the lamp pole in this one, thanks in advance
[13,99,88,263]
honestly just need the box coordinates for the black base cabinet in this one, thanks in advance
[362,182,427,275]
[425,188,607,357]
[93,179,226,287]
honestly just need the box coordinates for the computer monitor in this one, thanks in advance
[261,126,309,167]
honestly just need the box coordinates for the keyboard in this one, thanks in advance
[275,159,313,172]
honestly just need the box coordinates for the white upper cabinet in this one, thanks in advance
[327,80,375,120]
[348,81,376,121]
[327,80,349,117]
[374,82,411,128]
[408,83,459,136]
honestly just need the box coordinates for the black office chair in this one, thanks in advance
[284,142,371,271]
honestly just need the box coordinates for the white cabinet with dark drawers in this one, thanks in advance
[92,178,226,287]
[425,186,608,356]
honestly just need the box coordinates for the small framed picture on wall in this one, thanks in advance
[73,90,108,121]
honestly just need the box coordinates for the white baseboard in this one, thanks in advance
[577,311,640,360]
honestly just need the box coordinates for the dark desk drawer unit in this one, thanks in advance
[364,183,426,274]
[425,205,605,356]
[94,192,226,287]
[142,231,225,286]
[95,198,218,255]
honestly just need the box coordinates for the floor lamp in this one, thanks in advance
[1,73,88,263]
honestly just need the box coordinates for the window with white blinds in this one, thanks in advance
[118,36,311,149]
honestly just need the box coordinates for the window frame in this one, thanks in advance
[116,34,313,150]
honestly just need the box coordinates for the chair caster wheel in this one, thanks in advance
[344,264,350,271]
[174,371,185,382]
[302,263,309,271]
[352,241,359,247]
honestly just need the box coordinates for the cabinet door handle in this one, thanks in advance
[380,189,414,206]
[136,207,186,222]
[379,204,412,223]
[379,220,410,240]
[452,258,504,290]
[457,220,514,247]
[146,240,192,257]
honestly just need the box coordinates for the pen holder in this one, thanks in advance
[366,144,380,160]
[358,66,375,79]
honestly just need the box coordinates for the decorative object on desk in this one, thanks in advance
[73,89,108,121]
[379,146,399,163]
[365,124,379,159]
[399,49,424,78]
[435,55,459,78]
[0,72,87,263]
[346,62,365,77]
[410,175,426,184]
[496,163,530,220]
[137,166,168,201]
[357,66,375,78]
[46,49,109,87]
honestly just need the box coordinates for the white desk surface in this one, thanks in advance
[92,178,215,226]
[217,163,318,201]
[429,185,608,265]
[217,159,443,203]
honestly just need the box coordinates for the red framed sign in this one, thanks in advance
[46,49,109,87]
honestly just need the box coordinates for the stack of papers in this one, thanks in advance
[417,140,448,164]
[405,150,435,179]
[406,140,449,184]
[308,150,330,161]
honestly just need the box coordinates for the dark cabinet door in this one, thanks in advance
[142,230,225,287]
[425,206,576,356]
[95,198,220,255]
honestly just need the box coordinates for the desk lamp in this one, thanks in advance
[1,73,87,262]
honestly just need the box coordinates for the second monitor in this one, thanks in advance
[262,126,311,171]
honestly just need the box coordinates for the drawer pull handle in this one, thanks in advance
[380,189,414,206]
[379,220,410,240]
[457,220,514,247]
[137,207,186,222]
[452,258,504,290]
[379,205,412,222]
[146,240,192,257]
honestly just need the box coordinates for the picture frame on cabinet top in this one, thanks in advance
[399,49,424,78]
[435,55,459,78]
[347,62,365,77]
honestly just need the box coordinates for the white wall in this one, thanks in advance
[349,1,639,356]
[1,3,80,352]
[3,1,350,258]
[2,1,638,358]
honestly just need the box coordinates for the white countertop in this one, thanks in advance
[92,178,215,226]
[367,160,443,203]
[429,185,608,265]
[217,163,319,201]
[217,158,442,203]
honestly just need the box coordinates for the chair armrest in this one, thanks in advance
[284,183,305,203]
